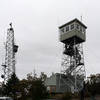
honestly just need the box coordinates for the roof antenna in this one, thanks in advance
[81,16,82,22]
[9,22,12,28]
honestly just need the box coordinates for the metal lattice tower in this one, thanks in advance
[1,23,18,83]
[59,19,87,92]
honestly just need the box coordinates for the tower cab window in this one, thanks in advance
[76,24,79,30]
[82,27,86,34]
[61,28,64,33]
[80,26,82,32]
[70,24,74,30]
[66,26,69,32]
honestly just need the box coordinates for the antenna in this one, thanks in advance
[81,16,83,22]
[9,23,12,28]
[1,23,19,83]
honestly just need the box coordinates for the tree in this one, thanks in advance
[2,71,48,100]
[27,72,48,100]
[40,72,47,82]
[17,79,29,100]
[86,74,100,95]
[29,79,48,100]
[5,73,19,99]
[16,72,48,100]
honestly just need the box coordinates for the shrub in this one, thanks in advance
[60,92,72,100]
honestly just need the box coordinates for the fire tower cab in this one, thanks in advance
[59,18,87,45]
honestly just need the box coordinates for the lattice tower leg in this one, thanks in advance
[60,39,86,92]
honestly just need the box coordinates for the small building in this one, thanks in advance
[45,73,74,93]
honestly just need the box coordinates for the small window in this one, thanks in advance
[82,27,86,33]
[61,28,64,33]
[80,26,82,32]
[76,24,79,30]
[70,24,74,30]
[66,26,69,32]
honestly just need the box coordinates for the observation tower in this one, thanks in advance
[59,18,87,92]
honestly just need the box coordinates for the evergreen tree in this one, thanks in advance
[5,73,19,99]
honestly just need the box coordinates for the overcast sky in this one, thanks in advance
[0,0,100,80]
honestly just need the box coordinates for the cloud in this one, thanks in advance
[0,0,100,80]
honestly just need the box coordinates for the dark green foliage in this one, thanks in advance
[1,72,48,100]
[4,73,19,99]
[16,72,48,100]
[95,82,100,94]
[29,79,48,100]
[59,92,72,100]
[40,72,47,82]
[26,73,48,100]
[86,74,100,96]
[16,79,29,100]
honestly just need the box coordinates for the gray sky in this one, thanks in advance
[0,0,100,80]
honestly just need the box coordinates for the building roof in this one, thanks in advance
[59,18,87,29]
[45,74,56,86]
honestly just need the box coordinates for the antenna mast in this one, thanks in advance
[1,23,18,83]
